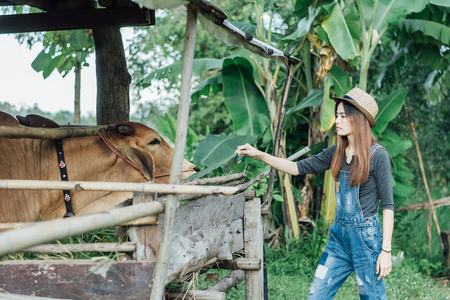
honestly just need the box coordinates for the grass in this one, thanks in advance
[3,220,448,300]
[181,246,449,300]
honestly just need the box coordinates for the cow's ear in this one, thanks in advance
[101,131,154,181]
[17,114,60,128]
[129,148,155,181]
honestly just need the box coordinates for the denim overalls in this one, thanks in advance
[308,144,387,300]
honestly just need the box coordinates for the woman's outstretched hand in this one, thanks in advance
[235,143,299,175]
[235,143,262,158]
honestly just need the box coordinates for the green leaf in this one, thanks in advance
[425,65,450,105]
[191,74,222,102]
[393,169,414,180]
[42,54,63,79]
[222,57,269,136]
[360,0,428,32]
[193,134,256,166]
[156,113,177,144]
[31,49,53,72]
[380,133,412,157]
[283,6,319,41]
[372,88,407,137]
[328,65,351,97]
[68,30,89,50]
[320,80,335,132]
[321,2,359,60]
[399,19,450,45]
[393,181,416,198]
[315,26,331,45]
[286,88,324,115]
[140,58,224,88]
[430,0,450,6]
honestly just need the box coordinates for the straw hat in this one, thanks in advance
[332,87,378,127]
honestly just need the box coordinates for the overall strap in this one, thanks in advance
[370,143,384,159]
[55,139,75,218]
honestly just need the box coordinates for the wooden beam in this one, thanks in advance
[0,260,155,299]
[0,7,155,34]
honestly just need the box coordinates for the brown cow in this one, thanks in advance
[0,112,197,223]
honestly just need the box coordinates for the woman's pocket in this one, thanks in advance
[358,226,382,253]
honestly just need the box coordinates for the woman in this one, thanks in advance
[236,87,393,299]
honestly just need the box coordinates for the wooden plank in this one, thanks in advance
[164,193,245,283]
[0,7,155,34]
[244,198,264,300]
[128,192,161,261]
[166,290,225,300]
[0,292,63,299]
[0,260,155,299]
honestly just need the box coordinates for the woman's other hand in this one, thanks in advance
[376,251,392,281]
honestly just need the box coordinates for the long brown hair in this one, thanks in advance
[331,100,377,187]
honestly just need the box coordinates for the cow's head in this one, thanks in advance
[101,121,197,183]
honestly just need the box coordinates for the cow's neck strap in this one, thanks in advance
[99,133,151,181]
[55,139,75,218]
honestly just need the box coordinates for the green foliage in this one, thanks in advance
[31,30,94,79]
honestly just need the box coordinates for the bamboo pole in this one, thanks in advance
[0,201,165,256]
[265,63,295,207]
[0,125,106,139]
[397,197,450,212]
[407,105,443,251]
[185,172,247,185]
[150,6,198,300]
[0,217,159,232]
[20,242,136,253]
[0,179,238,195]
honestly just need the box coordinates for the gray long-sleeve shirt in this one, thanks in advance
[296,144,394,217]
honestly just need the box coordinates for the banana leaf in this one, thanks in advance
[372,88,407,137]
[140,58,224,88]
[320,79,336,132]
[286,88,324,116]
[188,134,257,181]
[328,65,351,97]
[321,2,359,60]
[360,0,428,32]
[222,57,269,136]
[399,19,450,45]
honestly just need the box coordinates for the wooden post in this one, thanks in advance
[441,231,450,270]
[128,192,161,261]
[244,198,264,300]
[150,5,198,300]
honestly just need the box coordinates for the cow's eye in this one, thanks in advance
[149,139,161,145]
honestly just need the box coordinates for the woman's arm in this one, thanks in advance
[376,209,394,281]
[235,143,299,175]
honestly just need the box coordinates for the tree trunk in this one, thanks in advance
[73,61,81,125]
[92,26,131,125]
